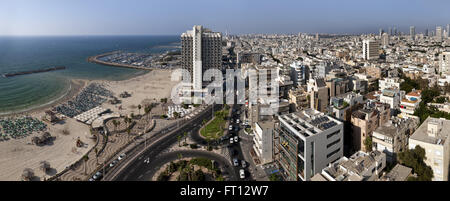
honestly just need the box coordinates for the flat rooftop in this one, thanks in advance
[323,151,384,181]
[279,109,342,138]
[410,117,450,146]
[381,164,412,181]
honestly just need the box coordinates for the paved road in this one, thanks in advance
[109,104,222,181]
[115,150,237,181]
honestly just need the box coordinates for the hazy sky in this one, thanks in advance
[0,0,449,36]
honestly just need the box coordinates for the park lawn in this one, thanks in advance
[200,109,229,139]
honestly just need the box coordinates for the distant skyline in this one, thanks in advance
[1,0,450,36]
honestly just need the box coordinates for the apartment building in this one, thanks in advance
[380,88,405,110]
[311,151,386,181]
[365,66,385,79]
[363,40,380,60]
[326,78,350,98]
[329,92,364,121]
[399,90,422,115]
[351,102,391,152]
[379,77,402,91]
[372,117,420,163]
[290,61,310,86]
[288,87,309,112]
[253,119,275,164]
[274,109,344,181]
[307,78,329,113]
[409,117,450,181]
[439,52,450,75]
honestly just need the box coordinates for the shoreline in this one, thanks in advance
[0,68,178,181]
[0,79,87,118]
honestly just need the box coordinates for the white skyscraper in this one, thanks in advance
[447,24,450,38]
[381,33,389,47]
[410,26,415,40]
[181,25,222,92]
[436,26,443,42]
[363,39,380,60]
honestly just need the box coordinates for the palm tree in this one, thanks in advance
[138,104,142,115]
[184,132,188,144]
[83,155,89,175]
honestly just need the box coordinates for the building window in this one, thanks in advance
[326,130,340,139]
[327,138,341,149]
[327,148,340,159]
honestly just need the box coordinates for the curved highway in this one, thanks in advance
[114,150,237,181]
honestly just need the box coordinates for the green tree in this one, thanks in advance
[364,136,372,152]
[269,173,281,181]
[398,146,434,181]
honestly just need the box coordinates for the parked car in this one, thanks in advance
[118,153,126,161]
[109,160,118,168]
[241,160,247,168]
[236,119,240,124]
[234,136,239,143]
[240,169,246,179]
[230,138,234,144]
[228,125,233,131]
[233,158,239,167]
[93,171,103,180]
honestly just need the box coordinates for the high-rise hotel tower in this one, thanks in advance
[181,25,222,92]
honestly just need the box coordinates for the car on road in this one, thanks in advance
[93,171,103,180]
[234,136,239,143]
[239,169,246,179]
[109,160,118,168]
[241,160,247,168]
[230,138,234,144]
[118,153,126,161]
[233,158,239,167]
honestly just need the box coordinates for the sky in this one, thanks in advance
[0,0,449,36]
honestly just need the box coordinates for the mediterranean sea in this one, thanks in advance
[0,35,180,114]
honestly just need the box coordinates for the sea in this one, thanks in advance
[0,35,180,114]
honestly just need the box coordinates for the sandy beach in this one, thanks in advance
[0,69,179,180]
